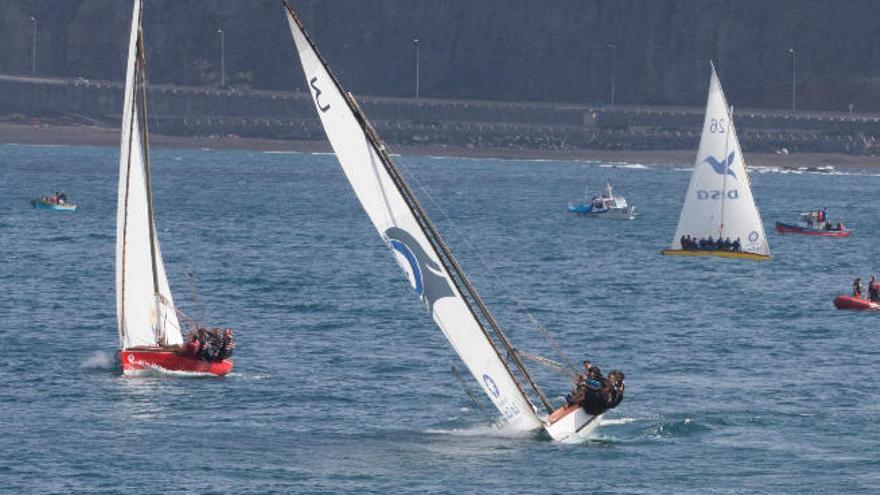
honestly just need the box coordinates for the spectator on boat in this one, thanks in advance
[869,276,880,302]
[837,222,844,231]
[58,192,67,204]
[817,208,824,223]
[853,278,864,299]
[733,238,742,251]
[217,328,236,361]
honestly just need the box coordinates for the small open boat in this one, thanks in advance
[31,197,77,212]
[567,182,636,220]
[776,211,851,237]
[115,0,232,377]
[662,62,770,261]
[833,295,880,311]
[120,347,234,375]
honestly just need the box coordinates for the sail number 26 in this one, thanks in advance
[709,119,726,133]
[309,76,330,112]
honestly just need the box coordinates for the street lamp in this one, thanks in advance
[788,48,796,111]
[608,43,616,106]
[217,28,225,88]
[413,38,420,99]
[29,16,37,76]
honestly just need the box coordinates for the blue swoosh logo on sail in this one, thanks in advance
[703,151,737,179]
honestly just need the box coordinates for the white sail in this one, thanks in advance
[284,5,542,431]
[115,0,182,350]
[669,63,769,256]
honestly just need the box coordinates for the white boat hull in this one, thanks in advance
[543,406,603,442]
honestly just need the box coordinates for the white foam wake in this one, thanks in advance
[80,351,115,369]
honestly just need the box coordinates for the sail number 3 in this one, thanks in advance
[310,76,330,112]
[709,119,726,133]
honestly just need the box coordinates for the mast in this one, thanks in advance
[347,80,554,414]
[283,1,553,413]
[719,105,732,237]
[134,11,165,344]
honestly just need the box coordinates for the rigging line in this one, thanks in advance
[185,261,206,323]
[515,349,576,381]
[393,156,579,375]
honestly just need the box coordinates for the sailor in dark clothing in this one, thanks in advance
[868,276,880,302]
[217,328,236,361]
[853,277,864,299]
[733,238,742,251]
[195,328,208,358]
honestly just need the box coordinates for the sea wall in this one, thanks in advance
[2,74,880,155]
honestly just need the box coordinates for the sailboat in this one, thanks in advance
[661,62,770,261]
[282,1,621,441]
[116,0,232,376]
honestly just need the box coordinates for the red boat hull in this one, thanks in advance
[833,295,880,311]
[775,223,852,237]
[120,348,233,376]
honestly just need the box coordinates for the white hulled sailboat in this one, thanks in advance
[282,1,622,440]
[116,0,233,375]
[662,62,770,261]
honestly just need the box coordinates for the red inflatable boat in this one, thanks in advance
[833,295,880,311]
[776,222,852,237]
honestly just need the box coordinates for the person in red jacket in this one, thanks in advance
[183,334,201,357]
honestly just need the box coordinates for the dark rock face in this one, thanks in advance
[1,1,879,111]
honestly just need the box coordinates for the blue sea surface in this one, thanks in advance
[0,144,878,493]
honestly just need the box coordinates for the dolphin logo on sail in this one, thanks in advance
[703,151,737,179]
[384,226,454,312]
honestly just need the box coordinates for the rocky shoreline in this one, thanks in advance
[6,122,880,170]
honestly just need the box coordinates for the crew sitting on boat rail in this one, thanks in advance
[680,234,742,252]
[565,360,625,415]
[184,327,235,362]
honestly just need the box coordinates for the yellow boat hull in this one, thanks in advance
[660,249,770,261]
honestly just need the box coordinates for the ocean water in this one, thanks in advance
[1,143,878,494]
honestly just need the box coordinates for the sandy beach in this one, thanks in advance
[3,122,880,169]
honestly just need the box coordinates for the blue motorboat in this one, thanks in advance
[31,193,77,212]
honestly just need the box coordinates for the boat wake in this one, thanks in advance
[641,416,709,439]
[424,423,535,440]
[599,416,641,426]
[126,365,223,378]
[80,351,116,370]
[600,162,649,170]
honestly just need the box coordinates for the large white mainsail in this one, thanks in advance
[283,3,546,431]
[668,63,769,258]
[115,0,182,350]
